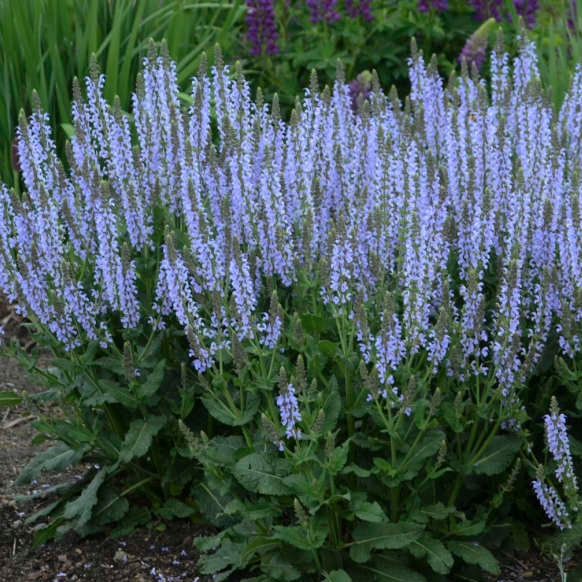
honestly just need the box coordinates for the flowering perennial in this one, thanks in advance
[469,0,540,28]
[245,0,279,56]
[544,397,577,491]
[1,42,582,420]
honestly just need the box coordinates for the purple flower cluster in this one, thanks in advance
[345,0,373,20]
[543,397,579,503]
[468,0,540,28]
[276,383,302,445]
[2,41,582,419]
[417,0,448,13]
[246,0,279,56]
[532,475,572,530]
[306,0,340,24]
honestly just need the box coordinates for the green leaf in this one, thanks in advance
[273,515,328,550]
[61,122,75,138]
[272,524,324,550]
[471,435,521,476]
[233,453,290,496]
[343,463,372,477]
[198,539,243,575]
[118,415,166,464]
[262,553,302,581]
[324,570,352,582]
[17,443,88,484]
[354,557,426,582]
[411,534,454,575]
[199,435,245,467]
[326,439,350,474]
[350,522,424,563]
[447,541,500,575]
[202,391,260,426]
[240,535,282,563]
[0,390,22,406]
[319,339,339,358]
[399,429,444,480]
[81,378,140,408]
[351,497,388,523]
[157,497,195,519]
[450,518,487,537]
[94,487,130,526]
[137,358,166,399]
[412,503,457,524]
[93,356,125,377]
[318,382,342,433]
[62,468,107,528]
[32,518,65,547]
[300,314,332,334]
[110,506,151,538]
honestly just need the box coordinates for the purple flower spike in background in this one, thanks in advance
[417,0,448,13]
[306,0,340,24]
[246,0,279,56]
[345,0,373,20]
[458,17,496,71]
[349,70,373,111]
[469,0,539,28]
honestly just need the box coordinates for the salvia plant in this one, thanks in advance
[2,38,582,580]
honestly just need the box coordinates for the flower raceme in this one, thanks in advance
[2,42,582,411]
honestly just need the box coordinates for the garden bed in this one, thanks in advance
[0,297,580,582]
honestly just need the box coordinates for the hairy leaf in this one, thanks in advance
[350,522,424,563]
[447,541,500,575]
[118,415,166,463]
[233,453,291,496]
[471,435,521,476]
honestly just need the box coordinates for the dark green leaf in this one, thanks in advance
[351,497,387,523]
[412,503,456,524]
[324,570,352,582]
[138,358,166,399]
[471,435,521,476]
[94,490,130,526]
[318,382,342,433]
[198,539,243,575]
[240,536,282,563]
[300,314,332,334]
[350,522,424,563]
[262,553,302,581]
[17,443,88,484]
[342,464,372,478]
[202,391,260,426]
[447,541,499,575]
[411,534,454,575]
[399,429,444,480]
[233,453,290,496]
[200,435,245,467]
[319,339,339,358]
[62,468,107,528]
[0,390,22,406]
[118,415,166,464]
[326,439,350,474]
[157,497,195,519]
[81,378,140,408]
[93,356,125,376]
[273,515,328,550]
[110,506,151,538]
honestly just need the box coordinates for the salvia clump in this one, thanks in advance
[3,39,582,578]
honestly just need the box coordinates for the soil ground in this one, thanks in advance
[0,295,580,582]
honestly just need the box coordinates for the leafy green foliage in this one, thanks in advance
[0,390,22,406]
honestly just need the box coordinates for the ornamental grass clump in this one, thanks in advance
[2,40,582,580]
